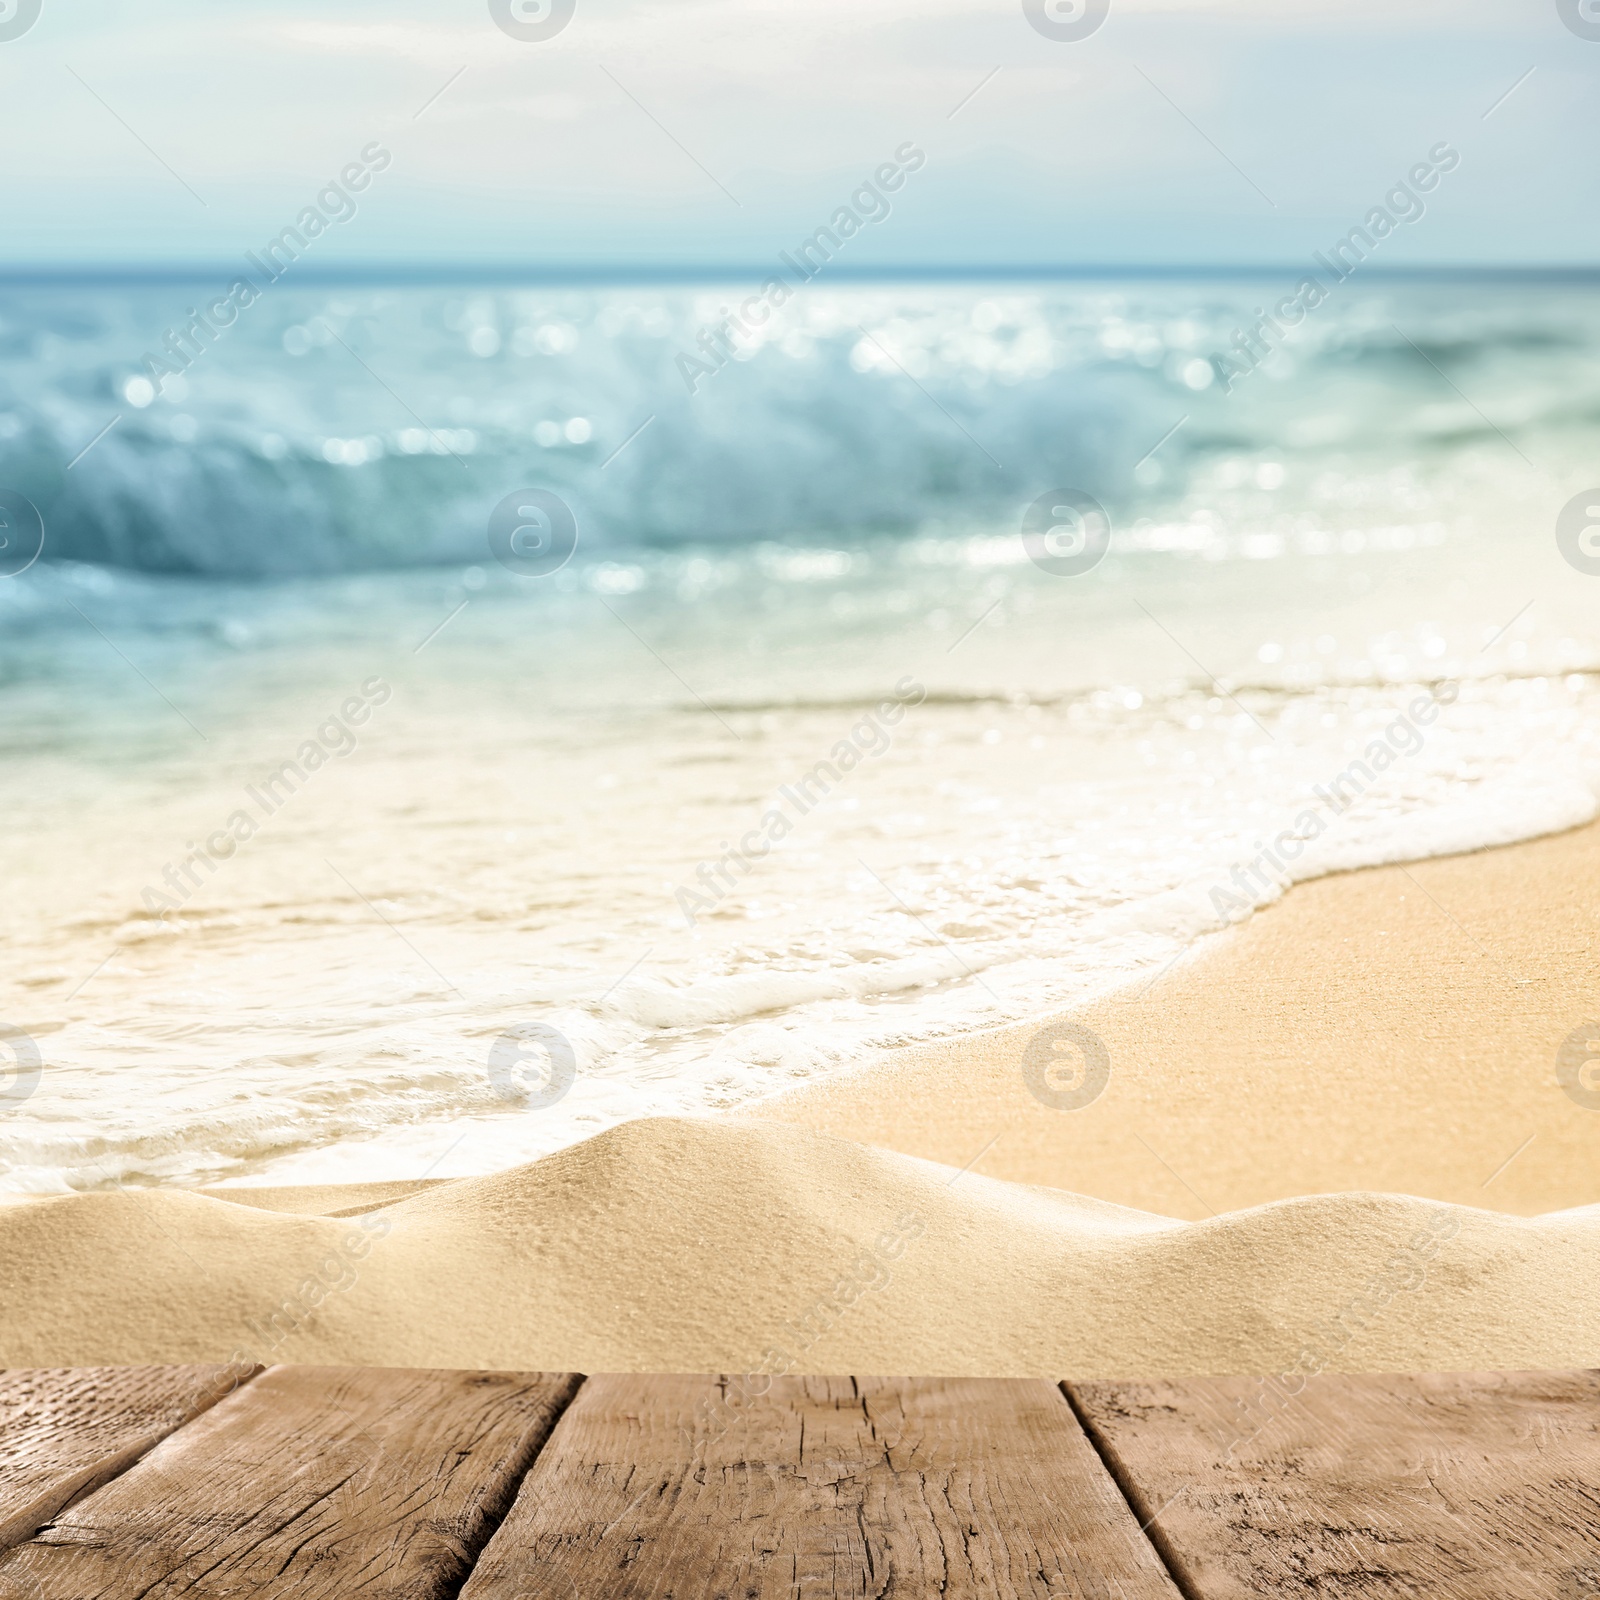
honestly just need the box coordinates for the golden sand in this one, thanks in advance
[3,823,1597,1376]
[767,816,1600,1219]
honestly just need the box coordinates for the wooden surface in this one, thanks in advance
[0,1366,1597,1599]
[460,1373,1181,1599]
[0,1366,581,1600]
[1069,1370,1600,1600]
[0,1365,253,1556]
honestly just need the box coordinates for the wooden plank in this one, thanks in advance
[1068,1370,1600,1599]
[0,1365,254,1556]
[458,1372,1185,1599]
[0,1365,582,1599]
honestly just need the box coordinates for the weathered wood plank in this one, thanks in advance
[0,1365,582,1599]
[458,1372,1184,1599]
[0,1365,254,1556]
[1068,1370,1600,1599]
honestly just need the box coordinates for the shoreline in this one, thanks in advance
[763,815,1600,1220]
[177,815,1600,1221]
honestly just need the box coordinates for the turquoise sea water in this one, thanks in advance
[2,275,1598,1188]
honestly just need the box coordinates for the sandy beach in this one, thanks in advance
[4,820,1595,1378]
[766,810,1600,1220]
[5,19,1597,1594]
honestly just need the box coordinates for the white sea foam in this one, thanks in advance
[4,279,1600,1188]
[5,654,1596,1193]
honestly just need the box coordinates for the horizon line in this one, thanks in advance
[2,261,1599,286]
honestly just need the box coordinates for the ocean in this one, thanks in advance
[2,273,1597,1189]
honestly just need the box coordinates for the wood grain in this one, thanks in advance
[0,1365,254,1556]
[0,1365,581,1599]
[1069,1370,1600,1599]
[458,1372,1184,1599]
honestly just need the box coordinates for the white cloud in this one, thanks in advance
[2,0,1585,265]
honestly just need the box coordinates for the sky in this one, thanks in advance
[3,0,1595,271]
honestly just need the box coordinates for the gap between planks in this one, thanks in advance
[1061,1379,1206,1600]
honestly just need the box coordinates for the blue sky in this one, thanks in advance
[4,0,1595,270]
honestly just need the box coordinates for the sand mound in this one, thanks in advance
[3,1116,1596,1377]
